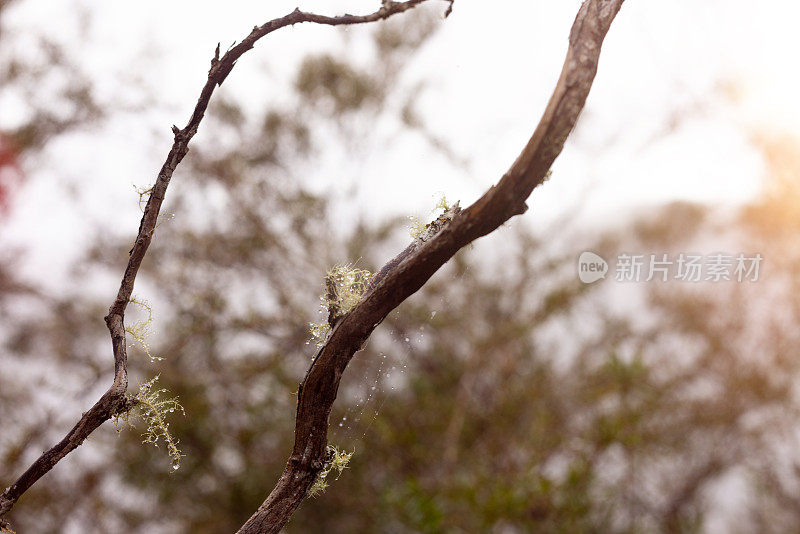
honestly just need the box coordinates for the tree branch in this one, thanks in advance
[237,0,626,532]
[0,1,438,527]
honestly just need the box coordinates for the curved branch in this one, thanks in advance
[0,0,438,526]
[237,0,626,532]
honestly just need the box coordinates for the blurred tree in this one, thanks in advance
[0,2,109,529]
[2,2,800,534]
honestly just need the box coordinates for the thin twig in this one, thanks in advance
[0,0,438,526]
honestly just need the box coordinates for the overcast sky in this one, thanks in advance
[2,0,799,286]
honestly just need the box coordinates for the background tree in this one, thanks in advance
[3,1,800,533]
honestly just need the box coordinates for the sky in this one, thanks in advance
[1,0,800,286]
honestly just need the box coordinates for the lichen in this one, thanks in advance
[115,375,185,471]
[309,264,372,346]
[309,445,353,497]
[125,296,162,363]
[309,321,332,348]
[408,193,451,239]
[409,195,460,244]
[133,184,153,210]
[433,192,450,212]
[407,215,427,239]
[132,184,173,229]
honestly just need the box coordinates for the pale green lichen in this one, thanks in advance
[408,193,451,239]
[309,264,372,347]
[309,321,332,348]
[125,296,163,363]
[133,184,173,229]
[407,215,427,239]
[412,200,461,245]
[407,193,461,243]
[309,445,353,497]
[133,184,153,210]
[115,375,185,471]
[325,264,372,315]
[433,192,450,212]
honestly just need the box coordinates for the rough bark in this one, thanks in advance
[236,1,626,533]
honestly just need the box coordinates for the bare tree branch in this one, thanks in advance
[237,0,626,532]
[0,1,438,527]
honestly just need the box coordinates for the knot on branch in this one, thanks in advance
[114,395,139,416]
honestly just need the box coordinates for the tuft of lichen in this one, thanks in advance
[309,321,332,348]
[325,264,372,316]
[309,445,353,497]
[114,375,185,471]
[433,192,450,212]
[407,215,427,239]
[125,296,162,363]
[309,264,371,346]
[407,193,460,243]
[408,193,451,239]
[133,184,153,210]
[133,184,173,229]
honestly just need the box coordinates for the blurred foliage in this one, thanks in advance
[2,3,800,534]
[296,54,379,114]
